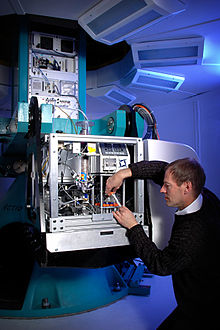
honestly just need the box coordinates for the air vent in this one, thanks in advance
[78,0,185,45]
[131,37,204,68]
[87,85,136,105]
[120,69,185,92]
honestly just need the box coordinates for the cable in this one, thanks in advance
[77,108,89,122]
[71,96,89,122]
[67,102,91,134]
[41,156,49,177]
[52,59,61,71]
[58,161,78,178]
[53,84,60,95]
[55,106,78,134]
[52,49,77,58]
[132,103,160,140]
[32,50,50,84]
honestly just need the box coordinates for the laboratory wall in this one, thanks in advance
[153,87,220,198]
[198,88,220,198]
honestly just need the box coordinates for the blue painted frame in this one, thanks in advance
[18,16,29,104]
[78,28,87,118]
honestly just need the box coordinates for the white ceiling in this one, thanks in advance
[1,0,220,117]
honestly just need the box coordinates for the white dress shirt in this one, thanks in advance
[176,194,203,215]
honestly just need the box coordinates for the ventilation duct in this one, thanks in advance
[120,68,185,92]
[86,85,136,105]
[131,37,204,68]
[78,0,186,45]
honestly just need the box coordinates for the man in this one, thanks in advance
[105,158,220,329]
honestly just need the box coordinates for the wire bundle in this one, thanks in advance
[132,103,160,140]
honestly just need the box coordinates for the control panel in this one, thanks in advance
[29,32,79,119]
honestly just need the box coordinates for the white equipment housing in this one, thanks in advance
[78,0,186,45]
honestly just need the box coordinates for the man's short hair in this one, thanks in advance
[166,158,206,197]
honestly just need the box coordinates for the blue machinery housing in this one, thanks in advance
[0,19,147,318]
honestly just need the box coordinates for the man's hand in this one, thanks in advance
[105,168,132,195]
[113,205,138,230]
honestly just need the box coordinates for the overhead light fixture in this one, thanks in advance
[86,85,136,105]
[78,0,186,45]
[120,68,185,92]
[131,37,204,68]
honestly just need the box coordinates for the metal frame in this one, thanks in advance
[42,133,146,253]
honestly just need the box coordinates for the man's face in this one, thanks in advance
[160,169,186,210]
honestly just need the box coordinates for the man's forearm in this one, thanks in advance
[129,160,167,186]
[117,167,132,180]
[105,167,132,195]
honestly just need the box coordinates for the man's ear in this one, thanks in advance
[183,181,193,194]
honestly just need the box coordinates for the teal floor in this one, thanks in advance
[0,275,176,330]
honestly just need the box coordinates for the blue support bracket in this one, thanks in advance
[90,110,144,137]
[17,102,53,134]
[15,103,145,137]
[53,118,78,134]
[117,261,151,296]
[135,111,145,138]
[0,263,128,318]
[91,110,126,136]
[17,102,29,132]
[41,104,53,133]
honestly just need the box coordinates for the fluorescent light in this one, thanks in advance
[78,0,186,45]
[131,37,204,68]
[121,68,185,92]
[87,85,136,105]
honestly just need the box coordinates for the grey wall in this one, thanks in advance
[152,88,220,198]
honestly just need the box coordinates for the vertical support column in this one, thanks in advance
[18,16,29,103]
[134,139,145,214]
[78,28,87,119]
[49,134,59,218]
[10,28,17,117]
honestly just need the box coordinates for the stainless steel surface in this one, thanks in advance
[133,137,145,214]
[42,133,146,252]
[46,225,130,252]
[49,134,59,218]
